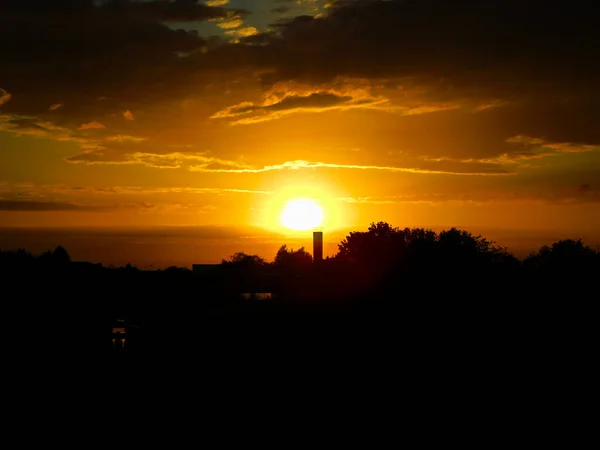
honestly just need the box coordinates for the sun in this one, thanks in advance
[280,199,323,231]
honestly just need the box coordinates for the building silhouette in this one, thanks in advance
[313,231,323,262]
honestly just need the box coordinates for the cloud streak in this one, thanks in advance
[65,151,254,170]
[490,136,600,164]
[61,145,513,175]
[0,183,271,198]
[0,88,11,105]
[190,159,513,176]
[211,85,390,124]
[79,121,106,130]
[339,183,600,205]
[0,200,104,212]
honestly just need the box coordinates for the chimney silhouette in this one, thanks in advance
[313,230,323,262]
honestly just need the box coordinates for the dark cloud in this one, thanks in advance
[0,0,245,22]
[256,1,599,88]
[4,0,598,117]
[5,118,47,132]
[0,0,246,123]
[1,0,599,169]
[204,0,600,152]
[266,92,352,111]
[211,92,364,123]
[0,200,102,211]
[271,7,290,14]
[0,0,96,15]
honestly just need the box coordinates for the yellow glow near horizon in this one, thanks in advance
[280,199,323,231]
[250,179,355,232]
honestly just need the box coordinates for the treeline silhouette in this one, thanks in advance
[2,222,598,356]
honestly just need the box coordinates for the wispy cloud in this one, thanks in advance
[491,135,600,164]
[0,182,269,214]
[70,186,271,196]
[206,0,230,6]
[0,113,151,158]
[79,121,106,130]
[211,87,390,124]
[0,183,270,197]
[1,114,74,139]
[211,77,470,125]
[217,15,244,29]
[0,88,10,106]
[421,135,600,167]
[0,200,106,212]
[190,159,512,176]
[339,184,600,205]
[401,104,460,115]
[474,99,509,112]
[225,26,259,39]
[65,151,253,170]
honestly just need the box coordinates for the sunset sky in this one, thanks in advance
[1,0,599,266]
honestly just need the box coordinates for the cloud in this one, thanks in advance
[61,143,510,175]
[0,114,77,140]
[49,103,63,111]
[338,183,600,205]
[210,76,502,126]
[474,100,509,112]
[506,136,547,147]
[123,110,134,120]
[78,121,106,130]
[217,16,245,29]
[98,1,245,23]
[488,136,600,164]
[0,181,269,216]
[0,113,149,155]
[94,186,271,196]
[226,26,259,40]
[418,135,600,168]
[190,158,512,176]
[0,199,166,212]
[104,134,146,143]
[258,1,599,87]
[0,182,270,199]
[211,84,390,124]
[0,200,103,212]
[401,104,460,116]
[0,0,247,125]
[0,0,599,181]
[272,7,291,14]
[65,150,254,170]
[0,88,11,105]
[507,136,599,154]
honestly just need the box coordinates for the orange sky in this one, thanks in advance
[1,1,599,265]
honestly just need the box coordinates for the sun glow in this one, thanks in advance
[280,199,323,231]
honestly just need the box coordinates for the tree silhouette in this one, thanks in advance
[273,245,312,268]
[222,252,266,267]
[335,222,516,277]
[52,246,71,264]
[336,222,407,266]
[524,239,600,275]
[38,245,71,269]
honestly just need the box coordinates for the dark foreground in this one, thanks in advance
[8,264,594,362]
[3,229,597,362]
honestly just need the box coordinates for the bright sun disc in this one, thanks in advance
[280,199,323,231]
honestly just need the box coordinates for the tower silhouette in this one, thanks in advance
[313,230,323,262]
